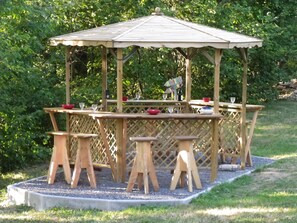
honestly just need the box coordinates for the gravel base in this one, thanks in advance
[14,156,274,201]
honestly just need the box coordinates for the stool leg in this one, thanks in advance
[48,145,59,184]
[170,156,182,190]
[71,147,82,188]
[126,158,139,192]
[186,153,193,192]
[62,144,71,184]
[143,151,149,194]
[148,163,159,192]
[189,151,202,189]
[83,138,96,188]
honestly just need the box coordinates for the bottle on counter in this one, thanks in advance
[105,89,110,99]
[177,88,183,101]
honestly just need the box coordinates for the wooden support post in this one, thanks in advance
[116,119,124,182]
[115,48,124,182]
[210,49,222,182]
[211,119,220,182]
[185,48,192,102]
[102,47,108,111]
[117,48,123,113]
[65,47,71,105]
[239,48,248,169]
[213,49,223,114]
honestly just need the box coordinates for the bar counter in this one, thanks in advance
[44,107,223,182]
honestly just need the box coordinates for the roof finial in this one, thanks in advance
[152,7,163,16]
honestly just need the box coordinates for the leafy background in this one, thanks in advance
[0,0,296,172]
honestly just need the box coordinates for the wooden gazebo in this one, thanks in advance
[47,8,263,182]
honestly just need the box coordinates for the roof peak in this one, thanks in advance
[151,7,163,16]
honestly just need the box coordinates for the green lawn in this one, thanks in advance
[1,100,297,223]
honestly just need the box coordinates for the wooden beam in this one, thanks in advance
[210,49,222,182]
[117,48,123,113]
[238,48,248,169]
[185,48,192,102]
[201,50,215,65]
[101,47,108,111]
[65,47,71,104]
[213,49,223,114]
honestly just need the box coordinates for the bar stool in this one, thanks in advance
[70,133,98,188]
[126,137,159,194]
[46,131,71,184]
[170,136,202,192]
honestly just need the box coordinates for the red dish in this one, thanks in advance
[202,97,211,102]
[62,104,75,109]
[147,109,161,115]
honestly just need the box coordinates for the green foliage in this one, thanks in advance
[0,0,296,172]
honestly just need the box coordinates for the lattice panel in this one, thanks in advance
[107,103,187,114]
[191,105,243,163]
[125,119,213,169]
[218,110,241,162]
[69,115,117,166]
[68,114,213,170]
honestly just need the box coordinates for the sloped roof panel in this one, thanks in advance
[50,13,262,49]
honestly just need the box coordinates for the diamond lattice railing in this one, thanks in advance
[68,101,248,173]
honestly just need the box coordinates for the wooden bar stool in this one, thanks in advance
[46,131,71,184]
[126,137,159,194]
[70,133,98,188]
[170,136,202,192]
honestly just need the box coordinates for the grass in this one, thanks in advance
[1,100,297,222]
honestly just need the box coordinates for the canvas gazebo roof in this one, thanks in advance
[50,9,262,49]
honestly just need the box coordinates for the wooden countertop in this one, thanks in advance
[89,112,223,120]
[44,108,223,120]
[189,100,264,111]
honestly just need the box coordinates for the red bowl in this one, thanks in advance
[203,97,211,102]
[62,104,75,109]
[147,109,161,115]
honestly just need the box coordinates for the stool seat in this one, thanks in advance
[70,133,98,188]
[175,136,198,141]
[127,137,159,194]
[130,136,158,142]
[46,131,71,184]
[170,135,202,192]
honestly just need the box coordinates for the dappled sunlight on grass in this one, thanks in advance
[200,206,291,216]
[269,191,297,198]
[271,153,297,160]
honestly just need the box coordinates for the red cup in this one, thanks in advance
[122,96,128,101]
[203,97,211,102]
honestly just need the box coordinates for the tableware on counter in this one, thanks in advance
[135,92,141,100]
[200,106,213,115]
[147,109,161,115]
[168,106,174,114]
[62,104,74,109]
[122,96,128,101]
[230,97,236,104]
[162,93,167,100]
[91,104,98,111]
[79,102,85,110]
[202,97,211,102]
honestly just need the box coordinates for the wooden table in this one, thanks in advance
[44,107,223,183]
